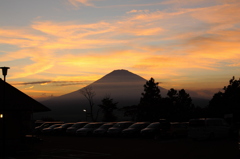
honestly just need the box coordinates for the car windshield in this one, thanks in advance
[84,124,101,128]
[113,123,121,128]
[73,123,86,128]
[99,124,113,129]
[43,123,52,128]
[129,124,142,128]
[61,124,73,128]
[49,124,60,128]
[147,123,160,128]
[40,123,51,128]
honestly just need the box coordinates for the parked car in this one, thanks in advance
[159,122,189,138]
[141,120,170,138]
[93,122,116,136]
[52,123,75,135]
[188,118,230,140]
[33,121,64,134]
[122,122,150,137]
[41,124,62,135]
[76,122,104,136]
[34,120,45,127]
[66,122,89,135]
[107,121,135,136]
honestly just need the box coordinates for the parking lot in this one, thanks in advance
[10,135,240,159]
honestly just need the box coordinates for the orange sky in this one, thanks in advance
[0,0,240,99]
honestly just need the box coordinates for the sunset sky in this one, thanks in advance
[1,0,240,99]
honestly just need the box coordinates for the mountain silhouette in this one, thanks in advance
[36,69,168,121]
[36,69,210,122]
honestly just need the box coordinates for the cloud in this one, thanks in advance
[1,0,240,94]
[12,80,90,86]
[67,0,98,7]
[190,2,240,25]
[228,63,240,67]
[127,10,149,14]
[0,28,46,47]
[24,86,34,89]
[132,54,218,72]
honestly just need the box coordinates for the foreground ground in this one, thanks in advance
[6,135,240,159]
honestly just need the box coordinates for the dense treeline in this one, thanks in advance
[121,76,240,123]
[81,76,240,123]
[208,76,240,122]
[121,78,196,122]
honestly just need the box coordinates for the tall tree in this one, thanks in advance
[140,78,161,102]
[80,86,96,121]
[98,96,118,122]
[177,89,194,121]
[166,88,193,121]
[137,78,161,121]
[208,76,240,121]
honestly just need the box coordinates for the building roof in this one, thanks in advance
[0,78,51,112]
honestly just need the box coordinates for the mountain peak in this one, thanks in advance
[112,69,129,72]
[109,69,132,75]
[95,69,146,84]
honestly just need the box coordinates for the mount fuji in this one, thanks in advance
[36,69,209,122]
[36,69,167,121]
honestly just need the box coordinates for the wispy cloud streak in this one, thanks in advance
[12,80,91,86]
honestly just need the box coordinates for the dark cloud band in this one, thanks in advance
[12,80,90,86]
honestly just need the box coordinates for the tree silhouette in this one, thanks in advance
[137,78,161,122]
[120,105,138,121]
[166,88,194,121]
[167,88,178,99]
[141,78,161,102]
[208,76,240,121]
[98,96,118,122]
[80,86,96,121]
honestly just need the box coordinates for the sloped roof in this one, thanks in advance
[0,79,50,112]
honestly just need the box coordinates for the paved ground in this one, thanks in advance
[5,135,240,159]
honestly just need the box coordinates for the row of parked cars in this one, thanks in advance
[34,120,189,138]
[34,118,236,140]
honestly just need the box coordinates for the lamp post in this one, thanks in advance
[0,67,10,82]
[0,66,9,158]
[83,109,91,121]
[83,109,87,121]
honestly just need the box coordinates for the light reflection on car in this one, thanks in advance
[141,120,171,138]
[122,122,150,137]
[107,121,135,136]
[93,122,116,136]
[76,122,104,136]
[33,121,64,134]
[66,122,89,135]
[52,123,74,135]
[140,122,161,137]
[41,124,63,135]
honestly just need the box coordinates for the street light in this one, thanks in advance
[0,67,10,82]
[83,109,87,121]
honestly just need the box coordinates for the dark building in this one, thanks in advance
[0,78,50,155]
